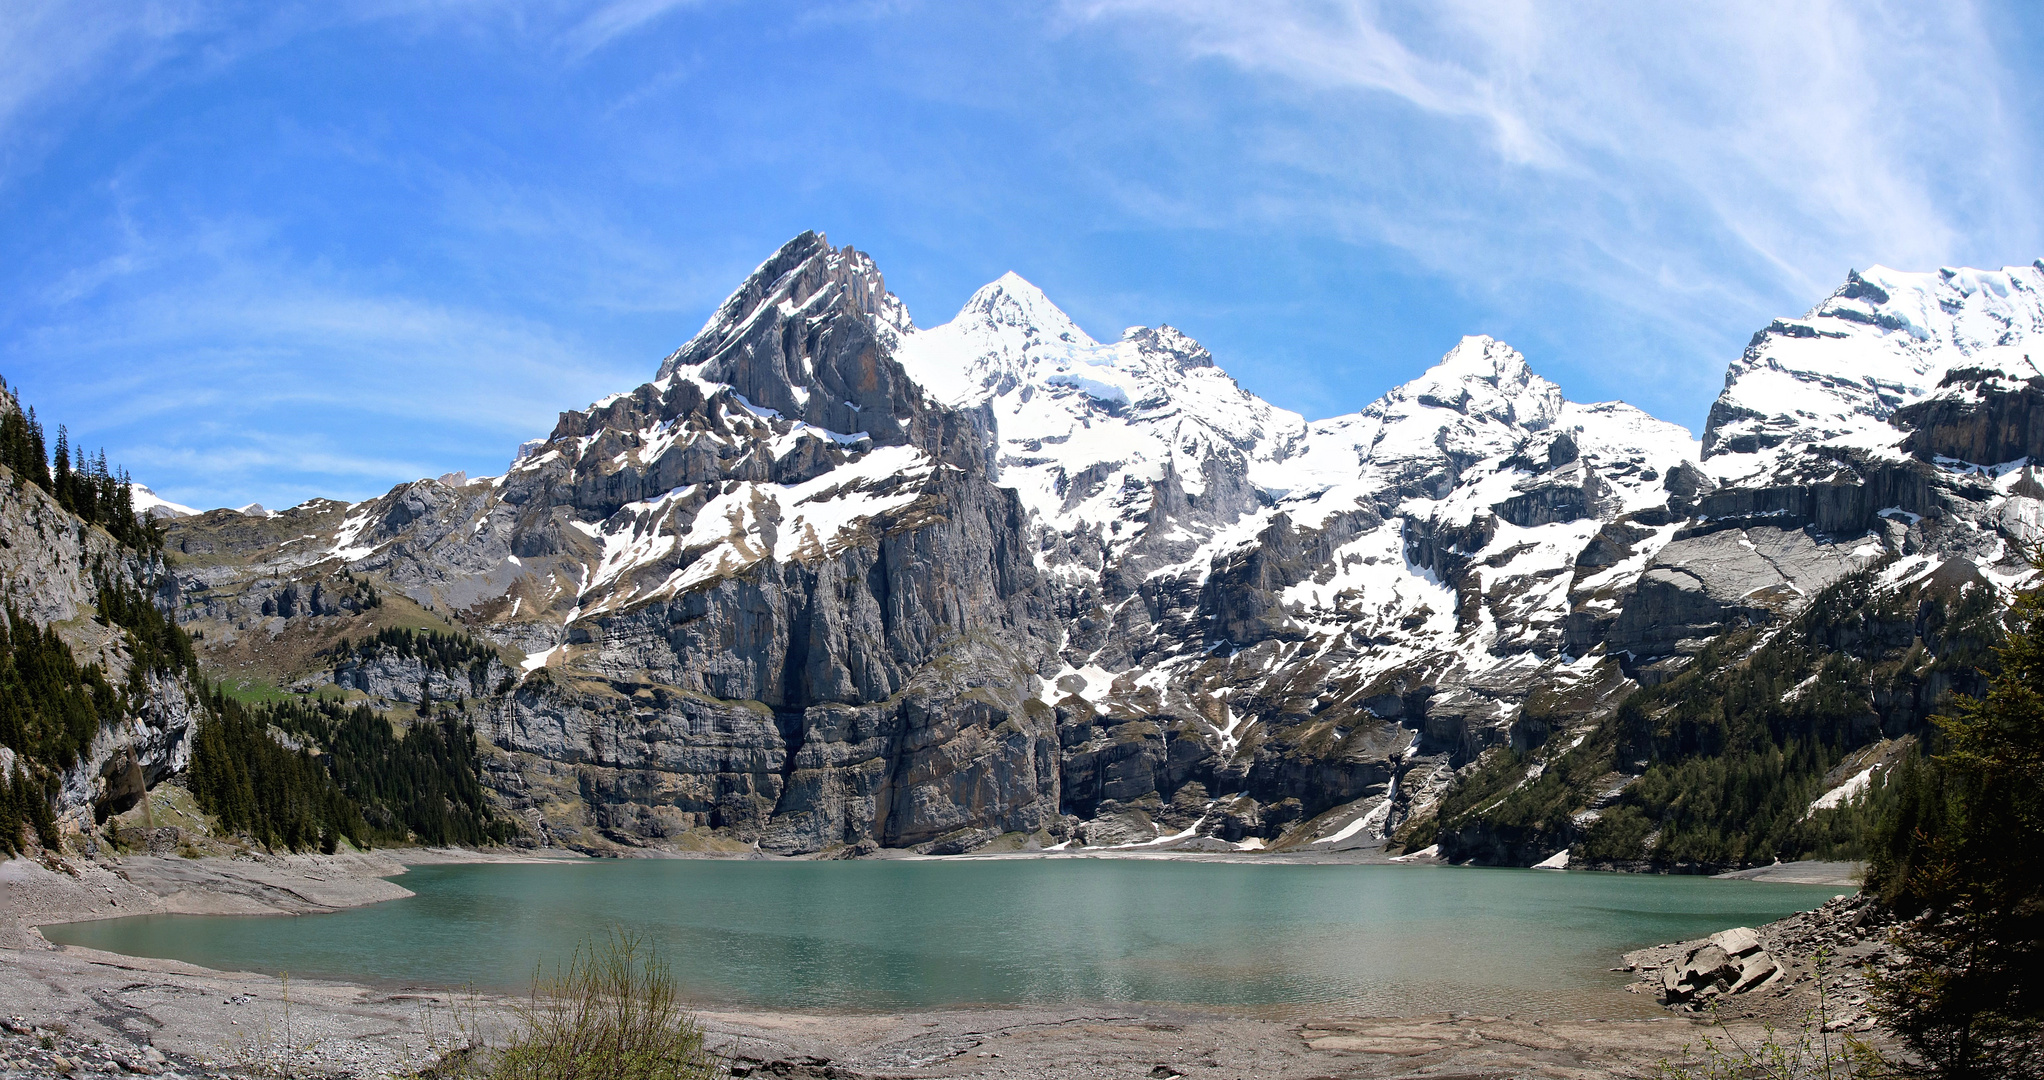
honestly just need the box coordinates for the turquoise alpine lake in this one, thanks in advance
[42,860,1849,1017]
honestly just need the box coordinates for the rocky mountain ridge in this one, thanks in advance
[154,236,2044,861]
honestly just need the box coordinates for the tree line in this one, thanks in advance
[0,379,162,552]
[0,375,514,858]
[1861,583,2044,1077]
[327,625,498,674]
[0,598,107,856]
[1425,567,2004,870]
[190,692,516,850]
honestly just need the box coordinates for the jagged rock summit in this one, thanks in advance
[155,236,2044,860]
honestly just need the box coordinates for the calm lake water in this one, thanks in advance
[44,859,1848,1017]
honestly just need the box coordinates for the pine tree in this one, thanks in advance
[27,407,47,488]
[1868,584,2044,1078]
[51,424,71,511]
[2,385,161,551]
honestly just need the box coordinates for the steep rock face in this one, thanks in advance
[0,392,198,840]
[162,245,1705,853]
[478,240,1062,855]
[169,233,1063,855]
[1600,261,2044,682]
[1702,263,2044,468]
[1895,368,2044,467]
[327,654,511,704]
[899,301,1700,845]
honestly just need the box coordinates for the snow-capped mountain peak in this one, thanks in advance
[130,483,199,520]
[957,271,1088,345]
[896,271,1246,417]
[1704,261,2044,480]
[1379,335,1563,431]
[897,272,1298,439]
[1275,336,1594,501]
[893,273,1307,587]
[173,233,2040,862]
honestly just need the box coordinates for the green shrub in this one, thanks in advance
[487,931,720,1080]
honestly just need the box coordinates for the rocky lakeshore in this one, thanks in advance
[1624,891,1899,1044]
[0,848,1890,1079]
[0,939,1776,1080]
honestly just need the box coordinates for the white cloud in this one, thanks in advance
[5,212,659,506]
[1079,1,2033,280]
[561,0,702,60]
[0,1,208,182]
[27,268,642,429]
[1068,0,2041,414]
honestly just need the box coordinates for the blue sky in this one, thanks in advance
[3,1,2042,510]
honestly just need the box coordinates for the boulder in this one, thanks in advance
[1711,926,1762,958]
[1658,931,1783,1004]
[1731,952,1779,994]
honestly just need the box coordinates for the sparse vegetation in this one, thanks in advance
[324,625,501,700]
[1655,949,1880,1080]
[96,565,198,687]
[327,626,498,675]
[480,930,721,1080]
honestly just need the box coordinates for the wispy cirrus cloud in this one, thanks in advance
[0,1,208,182]
[560,0,703,60]
[1076,1,2033,283]
[1064,0,2040,415]
[6,0,2039,508]
[7,211,653,508]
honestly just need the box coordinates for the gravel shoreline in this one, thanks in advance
[0,849,1850,1079]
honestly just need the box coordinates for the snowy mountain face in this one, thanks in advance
[130,484,199,520]
[896,274,1302,590]
[896,281,1704,842]
[1706,263,2044,480]
[1616,261,2044,679]
[1432,261,2044,866]
[157,236,2044,859]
